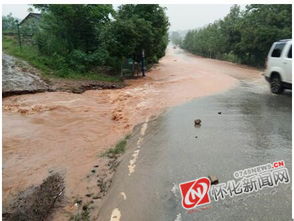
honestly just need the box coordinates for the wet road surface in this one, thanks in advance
[98,80,292,221]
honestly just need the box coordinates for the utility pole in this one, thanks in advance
[141,49,145,77]
[16,20,22,50]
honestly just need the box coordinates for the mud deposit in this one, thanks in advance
[3,173,64,221]
[2,47,262,219]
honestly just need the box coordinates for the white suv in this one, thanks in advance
[264,39,292,94]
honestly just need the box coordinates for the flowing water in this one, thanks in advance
[2,47,262,219]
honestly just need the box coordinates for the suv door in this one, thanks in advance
[268,42,286,77]
[284,44,292,84]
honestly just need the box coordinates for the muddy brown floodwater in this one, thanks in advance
[2,47,262,220]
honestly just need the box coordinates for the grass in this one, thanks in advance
[102,136,129,158]
[107,139,127,155]
[2,35,121,82]
[70,207,90,221]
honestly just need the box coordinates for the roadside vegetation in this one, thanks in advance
[3,35,120,82]
[172,5,292,67]
[103,138,128,158]
[102,134,132,158]
[2,4,169,81]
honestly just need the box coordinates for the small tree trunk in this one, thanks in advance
[132,60,135,76]
[17,23,22,50]
[120,58,123,77]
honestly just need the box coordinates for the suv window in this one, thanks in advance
[271,43,286,57]
[288,45,292,58]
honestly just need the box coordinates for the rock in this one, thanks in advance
[218,112,222,115]
[94,165,99,168]
[91,169,96,173]
[195,136,198,138]
[76,200,82,205]
[92,195,101,200]
[107,152,116,159]
[82,205,88,211]
[85,193,93,197]
[2,53,49,96]
[208,175,219,185]
[71,88,84,94]
[194,119,202,126]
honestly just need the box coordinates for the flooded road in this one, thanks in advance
[98,80,291,221]
[3,47,262,219]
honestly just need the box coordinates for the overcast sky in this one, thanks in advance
[2,4,238,31]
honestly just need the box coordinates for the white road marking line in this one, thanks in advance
[128,149,140,176]
[120,192,127,200]
[140,123,148,136]
[171,182,179,198]
[110,118,150,219]
[127,118,149,176]
[174,213,182,221]
[136,137,143,147]
[110,208,121,221]
[140,117,149,136]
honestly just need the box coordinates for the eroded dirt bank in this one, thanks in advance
[2,47,262,219]
[2,52,124,97]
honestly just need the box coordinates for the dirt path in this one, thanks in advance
[2,47,262,219]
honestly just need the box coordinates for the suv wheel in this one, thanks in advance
[270,75,284,94]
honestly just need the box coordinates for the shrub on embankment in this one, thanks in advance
[2,4,169,80]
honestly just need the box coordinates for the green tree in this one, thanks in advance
[33,4,114,71]
[33,4,169,74]
[181,4,292,67]
[236,4,292,66]
[114,4,169,64]
[2,13,18,33]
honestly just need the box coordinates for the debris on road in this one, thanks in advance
[85,193,93,198]
[208,175,219,185]
[194,119,202,126]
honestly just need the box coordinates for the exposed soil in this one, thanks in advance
[2,47,263,220]
[49,78,125,94]
[2,53,124,97]
[2,53,50,97]
[3,173,64,221]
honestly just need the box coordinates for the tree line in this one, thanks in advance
[177,5,292,67]
[3,4,169,77]
[2,13,18,33]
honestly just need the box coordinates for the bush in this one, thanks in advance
[3,36,121,82]
[222,52,241,63]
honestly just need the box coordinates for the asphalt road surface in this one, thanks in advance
[98,79,292,221]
